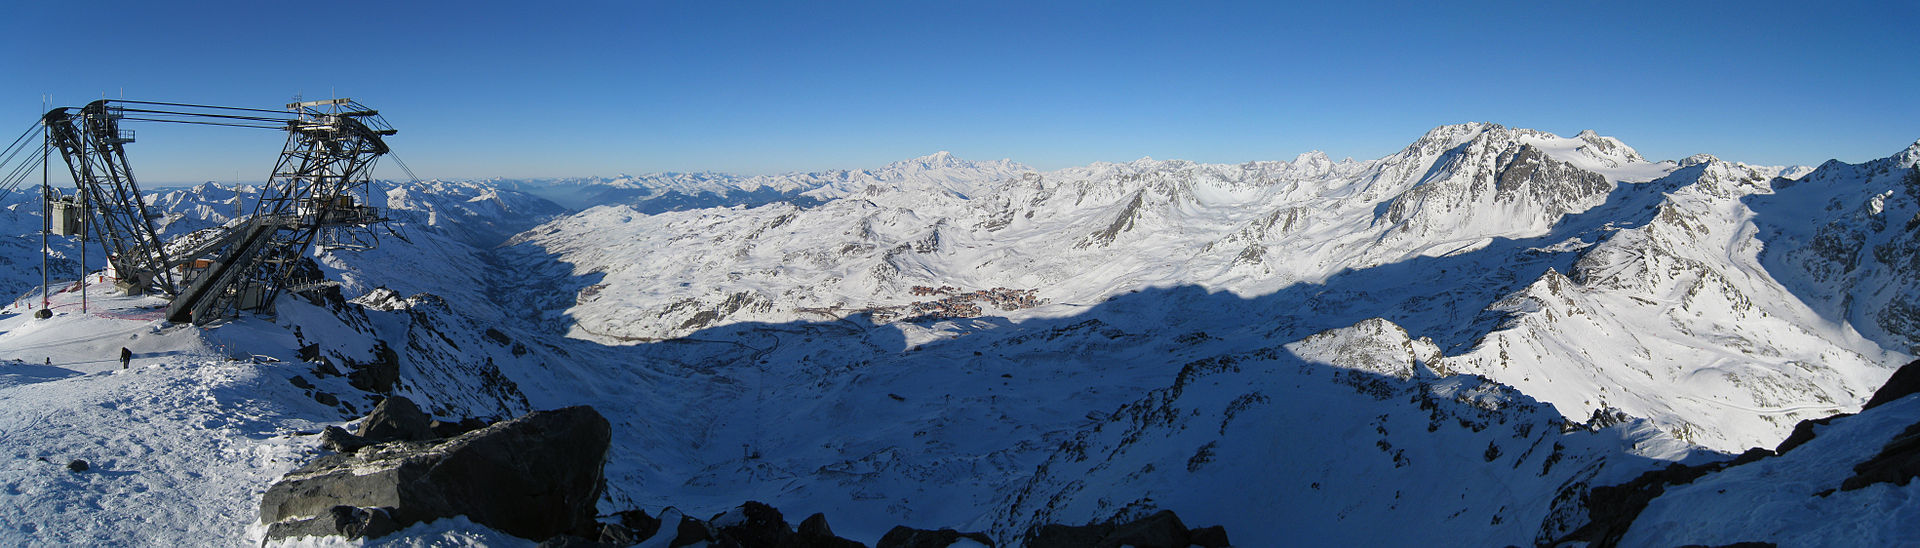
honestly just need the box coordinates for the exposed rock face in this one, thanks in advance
[346,338,401,394]
[794,513,866,548]
[260,406,611,541]
[1862,360,1920,410]
[1025,510,1227,548]
[1833,362,1920,492]
[1029,523,1109,548]
[431,417,490,439]
[1555,461,1730,547]
[356,395,436,442]
[1098,510,1189,548]
[1381,135,1613,236]
[593,502,869,548]
[877,526,995,548]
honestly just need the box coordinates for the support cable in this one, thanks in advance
[117,108,292,124]
[117,117,285,130]
[0,122,48,201]
[388,152,423,184]
[111,100,297,115]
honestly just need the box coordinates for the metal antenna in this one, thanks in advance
[39,94,49,314]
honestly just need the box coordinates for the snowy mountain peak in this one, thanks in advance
[1680,153,1721,168]
[1292,150,1333,167]
[879,151,1029,175]
[1895,138,1920,168]
[1573,129,1648,164]
[883,150,959,170]
[1411,122,1502,151]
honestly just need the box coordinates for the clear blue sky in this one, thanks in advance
[3,1,1916,184]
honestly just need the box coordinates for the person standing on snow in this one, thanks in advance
[119,347,132,369]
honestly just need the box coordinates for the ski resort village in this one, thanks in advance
[3,3,1918,547]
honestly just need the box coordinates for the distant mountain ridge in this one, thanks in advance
[479,152,1032,213]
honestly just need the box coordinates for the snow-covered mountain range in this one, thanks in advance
[484,151,1031,213]
[1,123,1917,546]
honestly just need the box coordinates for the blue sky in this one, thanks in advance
[3,1,1916,183]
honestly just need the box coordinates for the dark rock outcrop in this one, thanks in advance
[1027,510,1227,548]
[1554,461,1727,547]
[1862,360,1920,410]
[318,425,374,454]
[612,509,662,543]
[712,501,791,547]
[261,406,611,541]
[793,513,866,548]
[344,340,401,394]
[1187,525,1231,548]
[1029,523,1111,548]
[877,526,994,548]
[575,502,1222,548]
[670,513,715,546]
[537,534,625,548]
[592,502,867,548]
[431,417,490,439]
[1099,510,1187,548]
[356,395,436,443]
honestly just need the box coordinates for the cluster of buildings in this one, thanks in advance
[898,286,1045,320]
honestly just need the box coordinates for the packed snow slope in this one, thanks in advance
[0,126,1916,546]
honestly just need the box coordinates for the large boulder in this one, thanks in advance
[355,395,436,443]
[318,426,373,454]
[261,405,611,541]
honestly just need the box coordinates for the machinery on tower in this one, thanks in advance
[18,97,399,325]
